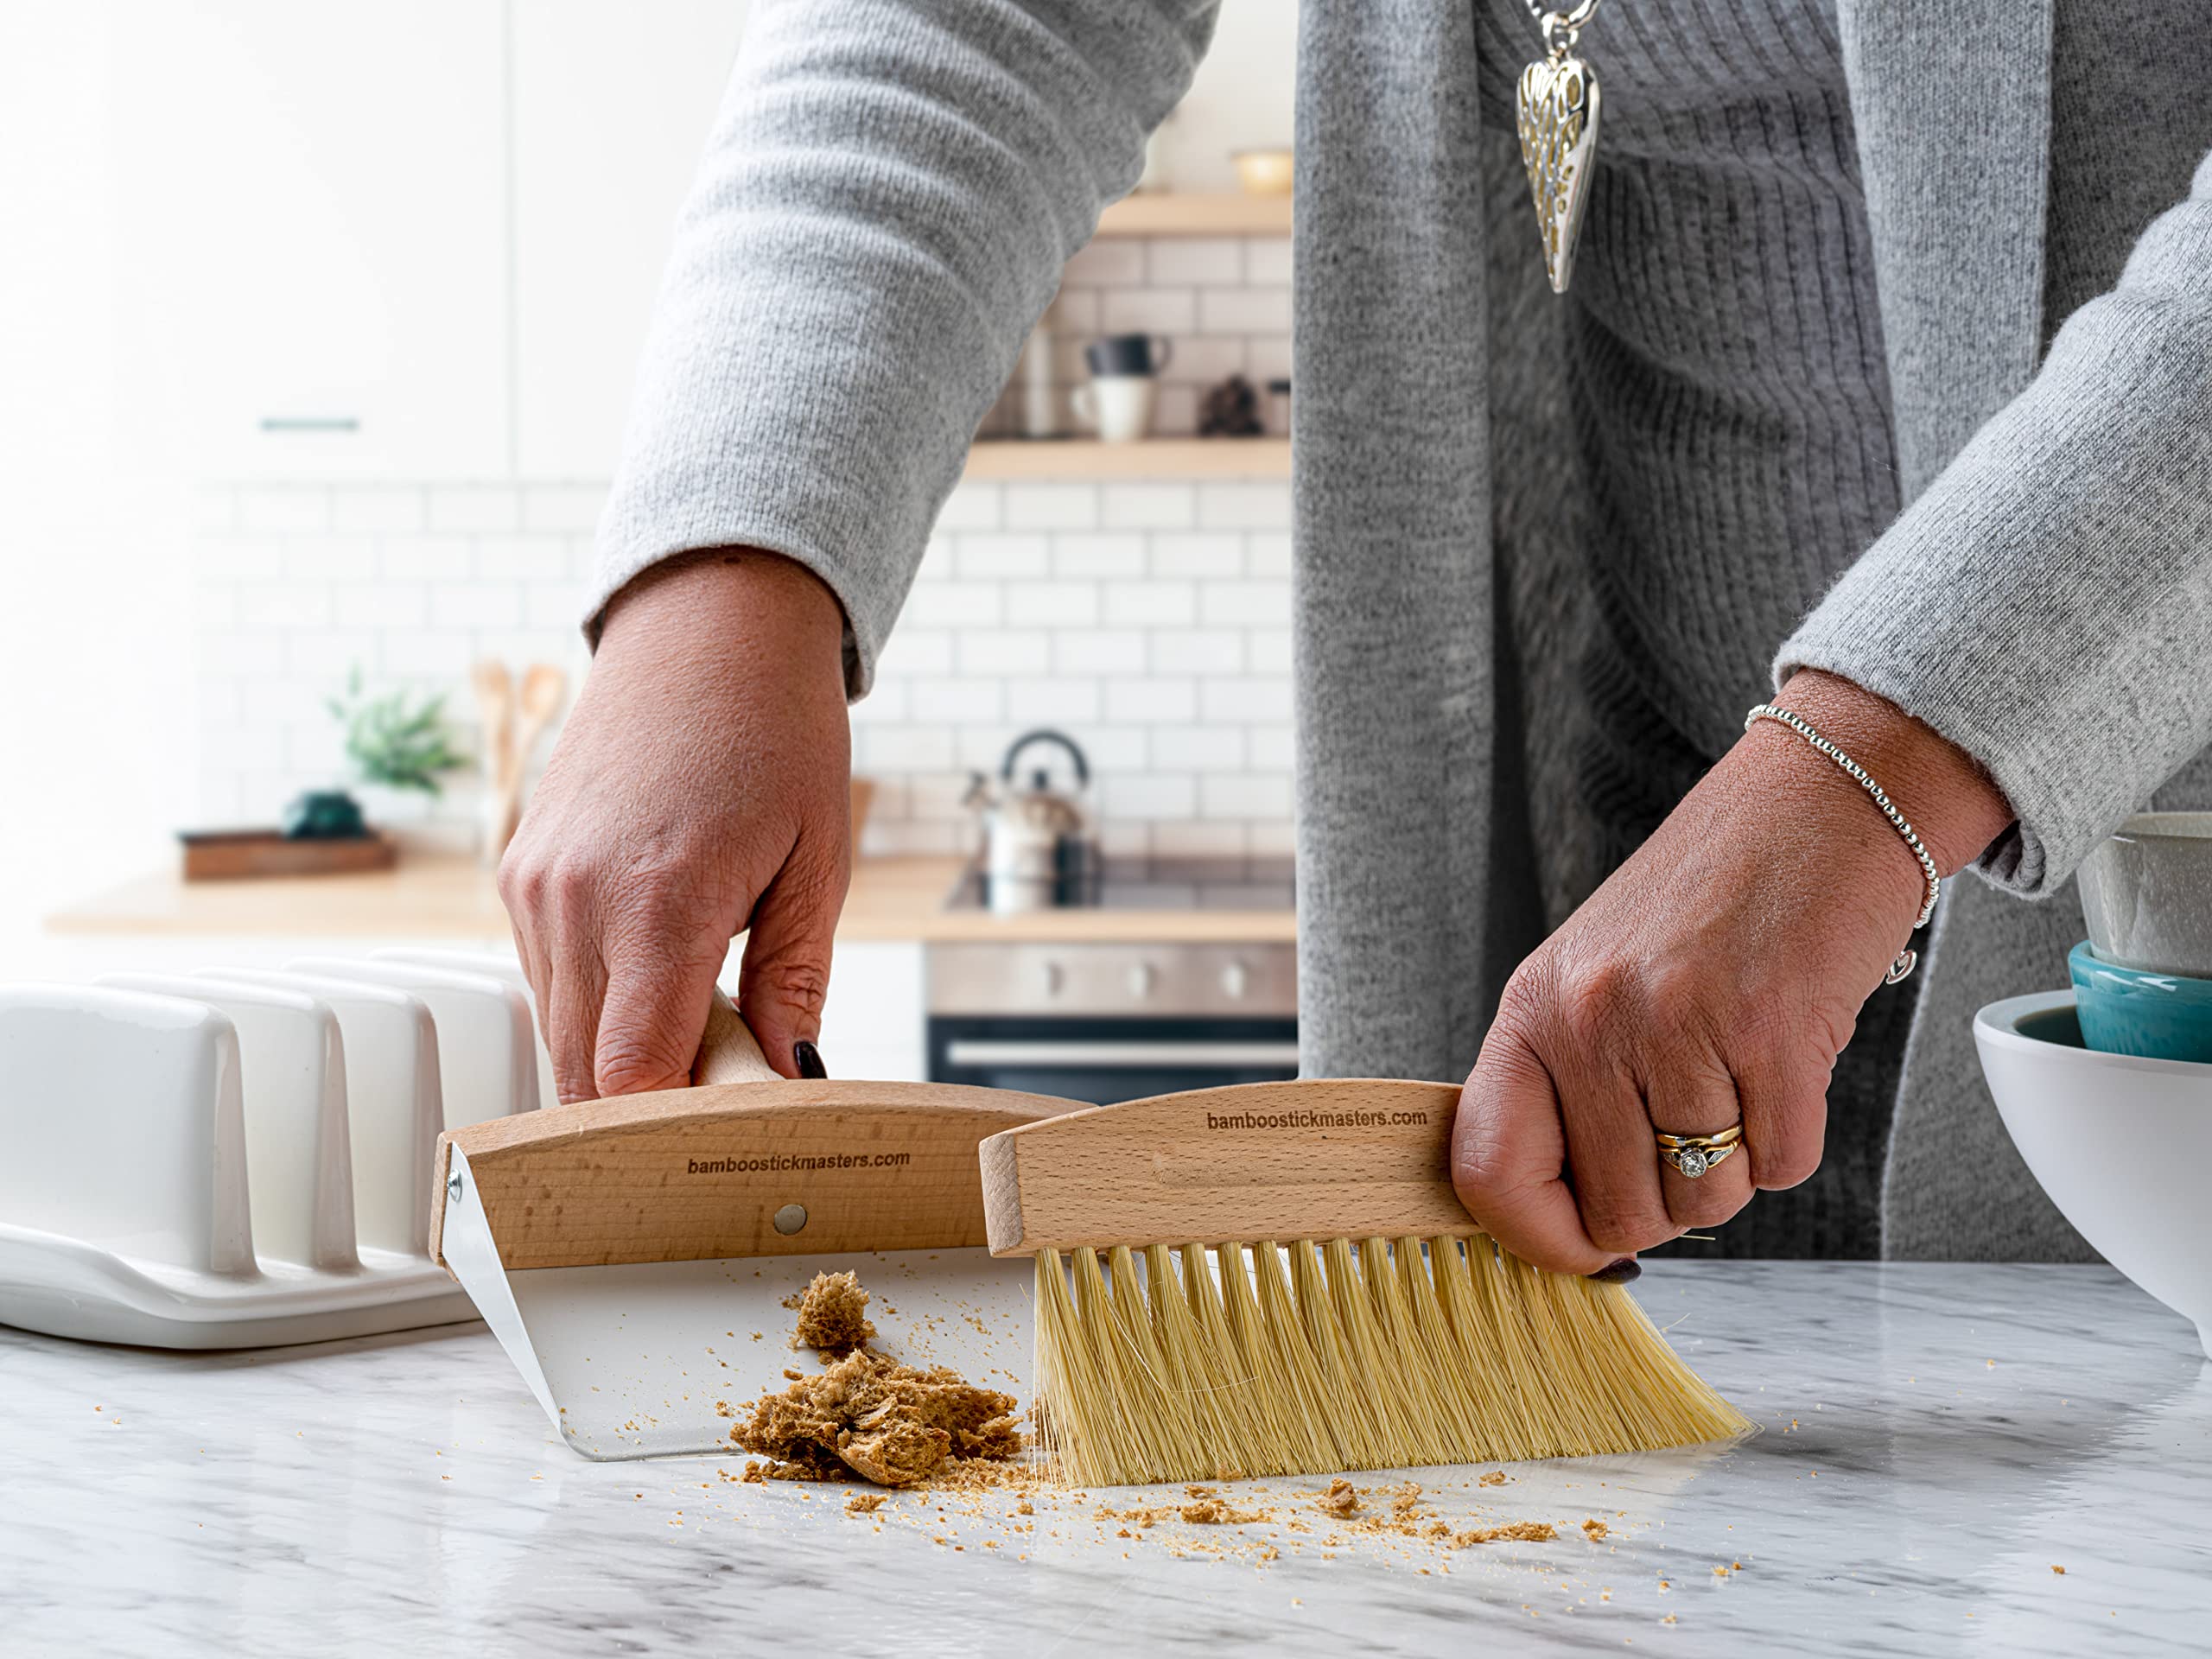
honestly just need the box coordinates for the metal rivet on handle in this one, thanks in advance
[448,1171,464,1203]
[772,1204,808,1236]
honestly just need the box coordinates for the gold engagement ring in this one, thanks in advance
[1654,1124,1743,1180]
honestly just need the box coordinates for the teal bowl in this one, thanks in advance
[2069,940,2212,1063]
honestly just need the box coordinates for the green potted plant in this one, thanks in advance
[284,666,471,839]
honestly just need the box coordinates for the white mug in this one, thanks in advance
[1072,375,1156,443]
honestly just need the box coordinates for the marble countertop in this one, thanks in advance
[10,1262,2209,1656]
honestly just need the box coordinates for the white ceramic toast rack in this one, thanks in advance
[0,949,551,1348]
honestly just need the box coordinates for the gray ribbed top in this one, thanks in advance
[1475,0,1905,1257]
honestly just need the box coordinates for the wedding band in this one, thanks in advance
[1654,1124,1743,1180]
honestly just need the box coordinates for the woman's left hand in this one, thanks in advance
[1450,671,2013,1276]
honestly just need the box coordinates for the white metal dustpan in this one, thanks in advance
[430,1002,1081,1461]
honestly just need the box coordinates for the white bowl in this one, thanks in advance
[1975,990,2212,1356]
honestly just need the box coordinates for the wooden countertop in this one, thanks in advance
[45,854,1297,944]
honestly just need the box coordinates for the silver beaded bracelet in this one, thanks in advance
[1744,703,1940,986]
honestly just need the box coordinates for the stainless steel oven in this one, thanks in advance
[925,940,1298,1104]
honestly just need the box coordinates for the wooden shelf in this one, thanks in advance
[1095,193,1291,237]
[963,438,1289,480]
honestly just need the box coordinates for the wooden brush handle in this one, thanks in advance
[978,1077,1475,1255]
[430,999,1085,1269]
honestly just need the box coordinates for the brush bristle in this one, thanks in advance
[1030,1236,1749,1486]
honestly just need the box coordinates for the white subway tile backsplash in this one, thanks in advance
[198,536,285,582]
[934,481,1002,531]
[857,723,959,772]
[1060,239,1146,287]
[329,486,426,534]
[1200,772,1293,820]
[1147,238,1244,286]
[1200,580,1293,629]
[1249,724,1297,771]
[428,484,520,532]
[1004,677,1103,725]
[876,626,956,678]
[1100,288,1197,336]
[1101,772,1198,820]
[379,534,473,582]
[1099,485,1195,531]
[901,582,1004,631]
[475,535,569,581]
[1246,531,1294,577]
[955,630,1052,677]
[912,677,1006,723]
[1246,237,1294,286]
[1003,484,1098,531]
[522,484,606,531]
[1151,723,1245,770]
[1106,677,1198,723]
[238,487,330,535]
[1198,483,1294,531]
[1052,532,1148,579]
[524,582,588,633]
[236,584,334,632]
[1201,677,1294,723]
[1198,288,1294,334]
[429,583,523,631]
[1151,533,1244,578]
[1053,628,1149,676]
[1103,582,1197,628]
[1248,628,1294,674]
[1004,582,1099,628]
[1151,629,1246,676]
[955,533,1052,580]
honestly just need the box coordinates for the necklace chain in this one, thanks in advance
[1521,0,1602,40]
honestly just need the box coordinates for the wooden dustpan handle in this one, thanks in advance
[430,1001,1088,1271]
[693,992,781,1085]
[978,1077,1478,1255]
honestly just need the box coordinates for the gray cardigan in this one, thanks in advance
[592,0,2212,1261]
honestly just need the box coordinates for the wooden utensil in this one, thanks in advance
[472,660,515,862]
[492,664,567,853]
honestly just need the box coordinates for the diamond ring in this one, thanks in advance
[1654,1124,1743,1180]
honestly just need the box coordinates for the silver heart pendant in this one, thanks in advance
[1515,54,1602,295]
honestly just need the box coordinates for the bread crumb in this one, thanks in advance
[1583,1518,1609,1540]
[731,1271,1021,1490]
[845,1492,888,1515]
[1318,1478,1361,1518]
[1478,1470,1508,1487]
[1452,1522,1557,1547]
[2052,1565,2066,1575]
[783,1271,877,1356]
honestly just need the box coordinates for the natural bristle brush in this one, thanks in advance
[977,1077,1749,1486]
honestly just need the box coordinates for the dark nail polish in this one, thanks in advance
[793,1039,828,1079]
[1588,1258,1642,1285]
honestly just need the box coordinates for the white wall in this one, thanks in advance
[0,4,199,975]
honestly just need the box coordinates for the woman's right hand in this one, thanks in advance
[499,549,852,1103]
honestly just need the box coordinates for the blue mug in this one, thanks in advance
[2069,940,2212,1064]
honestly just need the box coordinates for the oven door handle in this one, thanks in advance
[942,1039,1303,1069]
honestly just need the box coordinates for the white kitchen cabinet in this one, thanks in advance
[510,1,751,479]
[111,1,510,480]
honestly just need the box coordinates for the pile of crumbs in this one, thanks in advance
[724,1269,1633,1573]
[731,1351,1021,1488]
